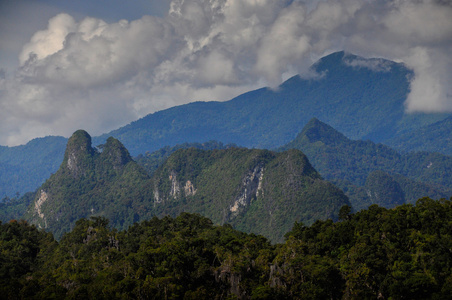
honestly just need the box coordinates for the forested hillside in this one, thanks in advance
[280,118,452,210]
[134,140,239,175]
[3,130,349,242]
[1,52,451,199]
[151,147,349,242]
[1,198,451,299]
[387,116,452,156]
[0,136,66,198]
[95,51,428,156]
[21,131,153,239]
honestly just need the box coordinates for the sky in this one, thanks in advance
[0,0,451,146]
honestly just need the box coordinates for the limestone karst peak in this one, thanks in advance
[99,136,133,169]
[63,130,97,178]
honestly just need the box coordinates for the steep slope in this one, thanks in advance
[151,147,350,242]
[23,130,153,239]
[280,118,452,210]
[95,51,449,156]
[387,116,452,156]
[2,51,450,198]
[0,136,66,198]
[19,130,350,242]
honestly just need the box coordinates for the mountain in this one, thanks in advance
[280,118,452,210]
[96,51,449,156]
[2,51,451,198]
[150,147,350,242]
[387,116,452,156]
[16,130,350,242]
[0,136,66,198]
[23,130,153,239]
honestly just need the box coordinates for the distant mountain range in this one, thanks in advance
[1,51,451,200]
[387,116,452,154]
[280,118,452,210]
[0,137,67,198]
[95,51,448,155]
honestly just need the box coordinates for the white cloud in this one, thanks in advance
[404,47,452,112]
[1,0,451,146]
[19,14,77,65]
[255,3,310,84]
[343,56,392,72]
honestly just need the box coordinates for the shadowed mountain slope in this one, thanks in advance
[387,116,452,156]
[0,136,67,198]
[280,118,452,210]
[2,51,451,198]
[95,51,448,156]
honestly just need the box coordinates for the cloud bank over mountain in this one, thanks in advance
[1,0,451,146]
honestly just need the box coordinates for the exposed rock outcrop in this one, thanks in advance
[24,130,152,239]
[228,164,264,218]
[184,180,197,196]
[33,190,48,228]
[169,171,181,198]
[63,130,96,178]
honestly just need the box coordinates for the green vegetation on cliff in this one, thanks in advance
[135,140,238,175]
[22,131,154,239]
[7,130,349,243]
[151,147,349,243]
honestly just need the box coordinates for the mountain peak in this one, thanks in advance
[63,130,97,178]
[99,137,133,170]
[312,51,399,74]
[302,118,348,143]
[281,118,348,151]
[25,130,150,238]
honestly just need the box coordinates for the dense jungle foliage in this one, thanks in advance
[151,147,349,243]
[280,118,452,210]
[2,130,347,243]
[388,116,452,156]
[1,197,451,299]
[135,140,238,175]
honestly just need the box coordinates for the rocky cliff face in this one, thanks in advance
[24,130,151,238]
[151,148,350,243]
[63,130,97,178]
[23,130,350,242]
[228,164,264,218]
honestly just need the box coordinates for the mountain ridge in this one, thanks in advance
[15,130,350,242]
[1,51,451,198]
[280,118,452,210]
[94,51,423,155]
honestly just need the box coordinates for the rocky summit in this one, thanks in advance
[21,130,350,242]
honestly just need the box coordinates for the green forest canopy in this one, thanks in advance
[1,197,451,299]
